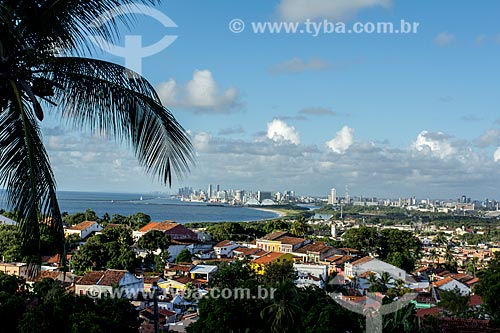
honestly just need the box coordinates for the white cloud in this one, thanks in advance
[325,126,354,154]
[157,70,240,113]
[434,32,455,46]
[266,119,300,145]
[494,147,500,162]
[277,0,392,20]
[192,132,213,152]
[271,57,331,74]
[415,130,456,159]
[475,129,500,148]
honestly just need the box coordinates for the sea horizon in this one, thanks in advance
[0,190,281,224]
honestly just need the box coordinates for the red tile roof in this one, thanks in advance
[415,307,443,318]
[469,294,483,306]
[295,242,332,254]
[76,269,128,286]
[233,247,267,257]
[351,256,374,266]
[276,236,305,246]
[77,271,104,285]
[433,277,454,288]
[251,252,286,265]
[98,269,127,286]
[138,221,177,233]
[214,240,235,248]
[69,221,96,231]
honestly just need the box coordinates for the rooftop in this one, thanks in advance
[138,221,177,233]
[214,240,235,248]
[295,242,332,254]
[68,221,97,231]
[276,236,306,246]
[350,256,375,266]
[252,252,286,265]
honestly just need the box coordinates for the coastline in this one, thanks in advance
[248,207,285,219]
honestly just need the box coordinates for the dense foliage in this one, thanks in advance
[342,227,422,272]
[70,227,138,275]
[0,272,138,333]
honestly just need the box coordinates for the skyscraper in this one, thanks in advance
[207,184,213,198]
[328,188,337,205]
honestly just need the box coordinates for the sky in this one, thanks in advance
[41,0,500,199]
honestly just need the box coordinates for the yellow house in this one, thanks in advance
[250,252,294,275]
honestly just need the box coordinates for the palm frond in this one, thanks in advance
[43,57,194,185]
[9,0,162,55]
[0,79,64,275]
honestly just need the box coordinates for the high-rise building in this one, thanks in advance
[235,190,244,203]
[328,188,337,205]
[207,184,213,198]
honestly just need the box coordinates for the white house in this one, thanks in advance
[294,263,328,288]
[344,256,408,282]
[213,240,239,258]
[65,221,103,239]
[75,269,144,298]
[433,277,471,295]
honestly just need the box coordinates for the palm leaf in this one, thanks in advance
[0,80,64,276]
[42,57,194,185]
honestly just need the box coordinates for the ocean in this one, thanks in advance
[0,191,280,223]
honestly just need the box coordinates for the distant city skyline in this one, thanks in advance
[38,0,500,199]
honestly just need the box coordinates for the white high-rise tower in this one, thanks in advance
[328,188,337,205]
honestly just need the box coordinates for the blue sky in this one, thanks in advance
[42,0,500,199]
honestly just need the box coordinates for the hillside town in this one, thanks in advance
[1,200,500,332]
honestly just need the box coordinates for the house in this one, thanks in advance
[294,263,328,288]
[250,252,294,275]
[75,269,144,298]
[65,221,103,239]
[189,265,218,282]
[232,247,268,260]
[294,242,340,263]
[165,263,192,278]
[139,307,177,326]
[433,277,471,295]
[256,232,310,253]
[344,256,408,282]
[213,240,239,258]
[134,221,197,242]
[0,262,28,278]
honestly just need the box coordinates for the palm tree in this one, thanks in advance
[0,1,193,275]
[260,280,300,333]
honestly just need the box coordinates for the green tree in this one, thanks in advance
[70,226,138,274]
[0,0,193,272]
[260,260,297,285]
[136,230,169,253]
[264,219,289,234]
[474,252,500,324]
[84,209,98,221]
[0,225,22,261]
[0,272,28,333]
[175,249,193,263]
[63,212,86,225]
[127,212,151,229]
[260,280,300,333]
[290,216,309,237]
[438,287,470,318]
